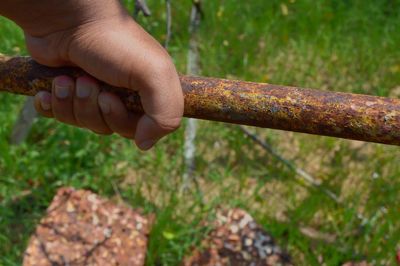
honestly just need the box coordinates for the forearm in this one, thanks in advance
[0,0,128,37]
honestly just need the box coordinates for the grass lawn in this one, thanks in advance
[1,0,400,265]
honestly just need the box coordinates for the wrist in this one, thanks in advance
[0,0,128,37]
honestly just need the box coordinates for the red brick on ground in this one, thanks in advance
[183,208,292,266]
[397,249,400,265]
[342,262,372,266]
[23,187,153,266]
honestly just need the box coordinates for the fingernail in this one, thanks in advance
[54,77,71,99]
[138,139,156,150]
[55,85,69,99]
[98,96,111,114]
[76,86,92,99]
[38,91,51,111]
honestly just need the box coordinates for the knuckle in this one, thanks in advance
[37,111,53,118]
[120,133,135,140]
[55,115,70,124]
[157,117,182,133]
[117,127,136,139]
[148,54,177,79]
[157,60,176,78]
[91,128,113,136]
[57,117,76,126]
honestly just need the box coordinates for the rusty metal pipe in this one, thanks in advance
[1,56,399,145]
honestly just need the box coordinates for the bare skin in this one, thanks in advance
[0,0,184,150]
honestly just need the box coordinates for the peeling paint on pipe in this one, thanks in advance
[1,56,400,145]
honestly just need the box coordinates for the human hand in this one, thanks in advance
[1,0,183,150]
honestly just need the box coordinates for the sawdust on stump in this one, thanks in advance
[23,187,153,266]
[183,208,292,266]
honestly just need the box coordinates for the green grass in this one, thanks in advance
[1,1,400,265]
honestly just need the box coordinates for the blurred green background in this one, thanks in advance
[1,0,399,265]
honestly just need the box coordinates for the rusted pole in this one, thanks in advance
[1,56,400,145]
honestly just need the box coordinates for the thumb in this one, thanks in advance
[135,114,179,150]
[134,63,183,150]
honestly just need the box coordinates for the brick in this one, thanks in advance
[23,187,153,266]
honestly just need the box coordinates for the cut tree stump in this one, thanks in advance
[183,208,292,266]
[23,187,153,266]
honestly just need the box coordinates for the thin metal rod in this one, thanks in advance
[1,56,400,146]
[239,126,340,202]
